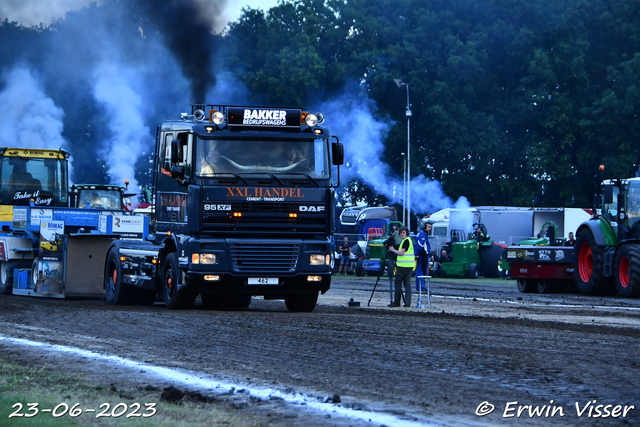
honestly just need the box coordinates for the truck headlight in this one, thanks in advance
[192,254,217,264]
[212,111,225,125]
[310,254,325,265]
[305,113,318,127]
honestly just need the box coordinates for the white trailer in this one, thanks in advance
[426,206,592,252]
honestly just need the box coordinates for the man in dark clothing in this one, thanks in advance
[435,249,452,277]
[338,236,351,274]
[388,227,415,307]
[564,232,576,246]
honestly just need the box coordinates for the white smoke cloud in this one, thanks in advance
[0,0,96,27]
[0,65,74,180]
[92,61,151,195]
[0,66,67,150]
[317,89,469,218]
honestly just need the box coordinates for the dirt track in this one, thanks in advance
[1,276,639,426]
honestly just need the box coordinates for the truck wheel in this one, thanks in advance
[614,245,640,298]
[105,250,133,305]
[517,279,535,293]
[482,245,507,278]
[31,259,39,289]
[0,260,17,294]
[355,258,364,276]
[574,229,614,295]
[284,291,318,312]
[162,253,196,309]
[467,263,478,279]
[537,279,555,294]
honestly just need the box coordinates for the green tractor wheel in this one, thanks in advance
[614,245,640,298]
[574,229,614,295]
[482,245,507,278]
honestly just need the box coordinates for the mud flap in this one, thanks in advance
[64,234,115,297]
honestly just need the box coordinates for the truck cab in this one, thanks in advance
[0,147,70,292]
[70,183,132,212]
[141,105,344,311]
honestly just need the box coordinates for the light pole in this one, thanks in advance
[394,79,411,230]
[401,152,406,226]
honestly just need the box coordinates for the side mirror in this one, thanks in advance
[170,139,181,164]
[171,165,185,180]
[332,138,344,166]
[603,185,613,204]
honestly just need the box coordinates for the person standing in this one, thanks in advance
[388,227,415,307]
[415,222,432,291]
[564,232,576,246]
[390,225,403,247]
[338,237,351,274]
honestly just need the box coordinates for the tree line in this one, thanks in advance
[1,0,639,208]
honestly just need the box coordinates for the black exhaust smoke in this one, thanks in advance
[137,0,228,102]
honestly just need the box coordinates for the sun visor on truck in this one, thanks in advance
[227,107,302,129]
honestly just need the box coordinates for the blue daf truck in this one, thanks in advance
[103,104,344,312]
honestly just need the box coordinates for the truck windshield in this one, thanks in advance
[77,189,122,210]
[628,180,640,228]
[0,156,68,207]
[195,138,330,179]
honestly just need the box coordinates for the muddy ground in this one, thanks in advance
[1,276,639,426]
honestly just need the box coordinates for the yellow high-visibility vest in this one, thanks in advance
[397,237,415,268]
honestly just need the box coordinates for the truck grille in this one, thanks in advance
[229,243,299,273]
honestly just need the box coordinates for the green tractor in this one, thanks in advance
[70,182,135,211]
[440,223,509,279]
[354,220,403,277]
[574,171,640,297]
[518,221,566,246]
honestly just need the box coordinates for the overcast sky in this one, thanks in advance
[0,0,280,30]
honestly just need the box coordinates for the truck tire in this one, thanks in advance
[355,258,364,276]
[284,291,318,312]
[31,259,38,289]
[536,279,555,294]
[482,245,507,278]
[0,260,17,294]
[517,278,535,293]
[574,229,614,295]
[105,250,134,305]
[467,263,478,279]
[614,245,640,298]
[162,253,196,309]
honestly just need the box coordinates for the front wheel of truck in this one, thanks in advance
[162,253,195,309]
[105,250,133,305]
[284,291,318,312]
[0,260,19,293]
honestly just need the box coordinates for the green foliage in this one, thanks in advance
[2,0,640,206]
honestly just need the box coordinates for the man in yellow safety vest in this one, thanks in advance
[388,226,416,307]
